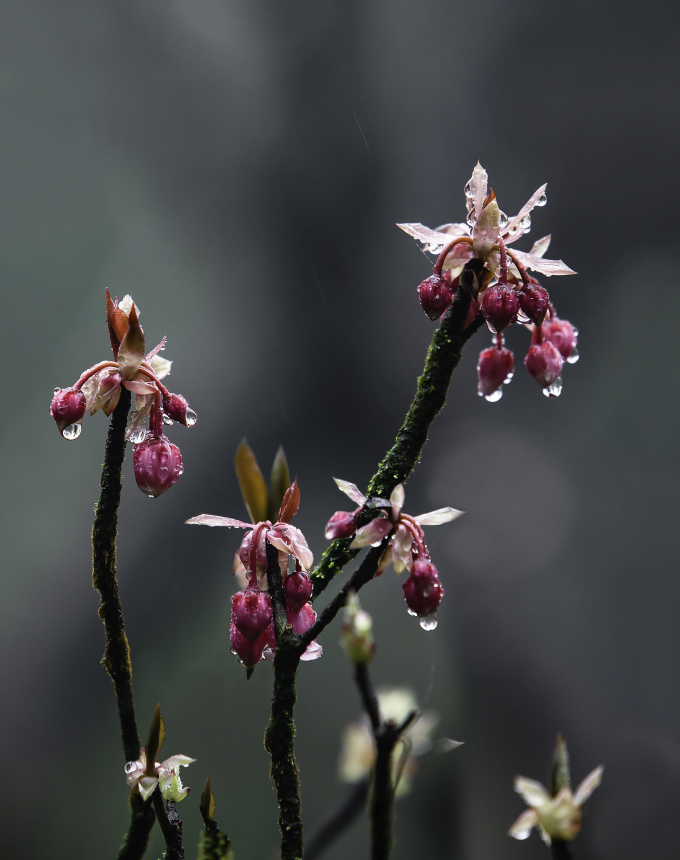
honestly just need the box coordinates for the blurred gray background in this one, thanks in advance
[2,1,679,857]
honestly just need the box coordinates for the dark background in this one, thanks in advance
[2,1,679,858]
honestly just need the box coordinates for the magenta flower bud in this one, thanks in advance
[518,284,550,326]
[402,560,445,619]
[231,588,273,642]
[230,620,269,668]
[50,387,87,436]
[324,510,357,541]
[133,436,183,497]
[477,347,514,398]
[480,285,519,332]
[524,341,564,388]
[418,275,453,321]
[287,602,316,635]
[543,318,578,360]
[284,572,313,613]
[163,393,197,427]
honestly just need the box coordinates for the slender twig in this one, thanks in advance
[303,779,370,860]
[351,662,416,860]
[90,388,159,858]
[311,286,483,598]
[152,790,185,860]
[551,840,573,859]
[264,540,304,860]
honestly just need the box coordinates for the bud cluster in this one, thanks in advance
[50,291,196,497]
[325,479,462,631]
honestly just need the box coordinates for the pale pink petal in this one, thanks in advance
[392,525,414,575]
[161,755,196,770]
[138,776,159,801]
[122,378,157,395]
[185,514,252,528]
[514,776,551,807]
[509,249,576,277]
[529,234,551,258]
[472,199,501,257]
[396,223,455,253]
[434,222,471,238]
[268,525,314,571]
[441,243,474,272]
[376,544,394,574]
[508,809,539,840]
[350,517,392,549]
[300,640,323,661]
[145,336,167,361]
[468,162,488,221]
[414,507,464,526]
[573,765,604,806]
[503,184,547,237]
[390,484,405,518]
[333,478,366,506]
[149,355,172,379]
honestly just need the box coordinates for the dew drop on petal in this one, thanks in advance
[542,377,563,398]
[130,428,147,444]
[162,414,174,426]
[503,371,514,384]
[54,387,61,394]
[178,466,184,476]
[407,608,418,617]
[464,180,474,199]
[148,494,155,498]
[62,423,82,441]
[427,242,445,254]
[517,310,530,323]
[185,409,197,427]
[567,348,580,365]
[484,388,503,403]
[486,321,498,334]
[499,210,508,229]
[419,612,438,631]
[124,761,137,774]
[466,210,475,227]
[537,192,547,207]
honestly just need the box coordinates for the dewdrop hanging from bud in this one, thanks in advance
[50,387,87,438]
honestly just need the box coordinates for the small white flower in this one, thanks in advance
[124,748,196,802]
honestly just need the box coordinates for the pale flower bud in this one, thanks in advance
[341,593,375,665]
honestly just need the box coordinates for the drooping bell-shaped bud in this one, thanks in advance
[287,602,316,635]
[230,620,269,668]
[480,285,519,332]
[524,341,564,389]
[231,588,273,642]
[418,274,453,320]
[50,387,87,437]
[324,510,357,541]
[133,436,183,497]
[518,284,550,326]
[543,318,578,360]
[402,559,445,620]
[341,593,375,665]
[477,347,514,399]
[163,393,197,427]
[284,571,313,613]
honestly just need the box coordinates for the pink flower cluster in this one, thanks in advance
[399,163,579,400]
[325,480,462,630]
[49,291,196,496]
[187,481,322,668]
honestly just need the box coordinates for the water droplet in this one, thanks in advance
[130,428,147,444]
[518,214,532,232]
[419,612,438,631]
[427,242,445,254]
[178,466,184,476]
[464,180,474,199]
[62,423,82,441]
[466,210,475,227]
[407,608,418,617]
[124,761,137,774]
[127,410,138,426]
[542,377,563,398]
[185,409,197,427]
[148,494,155,498]
[508,224,519,236]
[566,348,579,364]
[503,371,514,384]
[486,321,498,334]
[53,387,61,394]
[536,192,547,207]
[572,327,579,337]
[484,388,503,403]
[517,309,530,323]
[498,210,508,229]
[162,414,174,426]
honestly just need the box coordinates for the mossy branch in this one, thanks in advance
[311,290,482,598]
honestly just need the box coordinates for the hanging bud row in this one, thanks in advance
[399,163,579,400]
[50,291,196,497]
